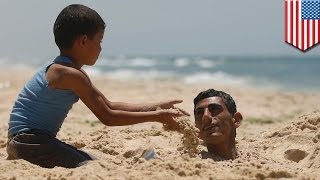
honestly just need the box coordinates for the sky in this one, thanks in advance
[0,0,320,58]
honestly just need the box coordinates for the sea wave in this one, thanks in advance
[174,58,191,67]
[85,68,175,80]
[2,55,319,91]
[84,67,256,87]
[194,59,217,68]
[96,57,158,67]
[95,56,221,69]
[183,71,251,85]
[86,68,282,90]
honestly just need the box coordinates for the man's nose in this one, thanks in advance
[201,108,212,125]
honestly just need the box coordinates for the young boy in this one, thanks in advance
[7,4,188,168]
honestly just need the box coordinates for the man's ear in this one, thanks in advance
[232,112,243,128]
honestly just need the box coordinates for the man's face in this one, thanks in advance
[194,97,235,145]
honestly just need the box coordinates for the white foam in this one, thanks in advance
[96,57,157,67]
[128,57,157,67]
[174,58,190,67]
[101,69,174,80]
[183,71,250,85]
[94,57,124,67]
[83,67,103,77]
[195,59,217,68]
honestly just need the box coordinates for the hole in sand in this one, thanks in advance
[283,149,308,163]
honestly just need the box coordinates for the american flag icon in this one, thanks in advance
[285,0,320,51]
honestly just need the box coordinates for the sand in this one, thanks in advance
[0,67,320,179]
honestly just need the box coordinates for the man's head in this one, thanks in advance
[193,89,243,149]
[53,4,106,51]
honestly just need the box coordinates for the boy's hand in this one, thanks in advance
[158,99,190,116]
[158,109,184,130]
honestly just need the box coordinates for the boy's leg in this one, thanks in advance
[7,131,92,168]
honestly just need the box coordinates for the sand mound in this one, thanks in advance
[259,111,320,171]
[164,116,201,157]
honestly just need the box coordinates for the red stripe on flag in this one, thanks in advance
[285,1,288,42]
[318,21,320,43]
[306,21,310,49]
[290,0,293,43]
[312,21,315,45]
[301,20,304,50]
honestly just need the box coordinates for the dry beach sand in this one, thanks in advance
[0,67,319,179]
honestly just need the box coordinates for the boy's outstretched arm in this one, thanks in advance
[50,66,185,128]
[93,86,189,115]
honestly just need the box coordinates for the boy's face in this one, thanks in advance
[194,97,235,146]
[82,29,104,65]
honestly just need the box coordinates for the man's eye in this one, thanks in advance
[195,109,204,116]
[208,105,222,115]
[195,115,202,124]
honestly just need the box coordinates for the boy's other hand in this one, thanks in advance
[158,99,190,116]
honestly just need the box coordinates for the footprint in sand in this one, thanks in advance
[283,149,308,163]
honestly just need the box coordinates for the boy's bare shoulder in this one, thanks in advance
[46,64,91,91]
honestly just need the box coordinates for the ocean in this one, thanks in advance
[1,55,319,91]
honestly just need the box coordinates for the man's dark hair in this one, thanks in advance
[53,4,106,50]
[193,89,237,115]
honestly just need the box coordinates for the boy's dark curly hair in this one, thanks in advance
[53,4,106,50]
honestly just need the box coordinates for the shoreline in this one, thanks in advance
[1,61,320,93]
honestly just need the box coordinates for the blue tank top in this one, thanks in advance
[8,56,79,137]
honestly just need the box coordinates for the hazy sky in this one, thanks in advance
[1,0,320,58]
